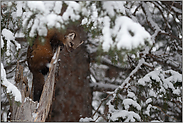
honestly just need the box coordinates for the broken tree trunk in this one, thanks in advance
[10,46,61,122]
[33,46,61,122]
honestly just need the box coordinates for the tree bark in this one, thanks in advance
[10,47,61,122]
[46,45,92,121]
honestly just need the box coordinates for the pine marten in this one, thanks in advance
[27,28,83,101]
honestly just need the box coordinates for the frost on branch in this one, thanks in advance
[21,1,82,38]
[1,29,21,63]
[1,28,21,103]
[1,63,22,102]
[102,16,152,51]
[19,1,151,53]
[104,67,182,122]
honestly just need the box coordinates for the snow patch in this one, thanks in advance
[112,16,151,50]
[16,1,23,17]
[102,1,126,17]
[102,16,113,51]
[123,98,141,111]
[53,1,62,14]
[1,28,21,63]
[1,63,22,102]
[79,117,94,122]
[145,98,152,104]
[127,91,136,100]
[2,28,15,41]
[149,89,157,97]
[110,110,141,122]
[27,1,46,13]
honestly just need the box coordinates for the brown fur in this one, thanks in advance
[27,28,83,101]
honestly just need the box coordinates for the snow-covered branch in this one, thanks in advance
[1,63,22,102]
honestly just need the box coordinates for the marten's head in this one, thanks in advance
[47,28,84,52]
[64,30,84,52]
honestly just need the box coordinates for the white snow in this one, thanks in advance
[123,98,141,111]
[100,15,152,51]
[29,18,39,37]
[149,89,157,97]
[102,16,113,52]
[106,96,116,113]
[173,89,181,95]
[52,51,58,64]
[102,1,126,17]
[15,31,25,37]
[2,112,7,122]
[145,98,152,104]
[2,29,21,51]
[110,110,141,122]
[62,1,81,21]
[138,69,182,96]
[112,16,152,50]
[1,29,21,63]
[1,63,22,102]
[79,117,94,122]
[16,1,23,17]
[27,1,47,13]
[21,1,82,37]
[138,69,160,86]
[145,104,152,116]
[163,77,175,90]
[20,1,152,52]
[44,1,55,12]
[1,2,182,122]
[47,13,63,28]
[127,91,136,100]
[151,120,161,122]
[1,36,4,48]
[138,76,150,86]
[164,70,182,82]
[2,28,15,41]
[90,74,96,83]
[53,1,62,14]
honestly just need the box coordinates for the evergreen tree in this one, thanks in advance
[1,1,182,122]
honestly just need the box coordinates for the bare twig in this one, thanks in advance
[159,30,182,42]
[151,2,171,32]
[92,93,113,118]
[94,116,100,122]
[153,105,177,121]
[92,107,108,122]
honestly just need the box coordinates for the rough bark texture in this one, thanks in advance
[46,45,92,122]
[10,47,61,122]
[10,63,38,122]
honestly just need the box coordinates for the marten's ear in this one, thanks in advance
[66,33,75,40]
